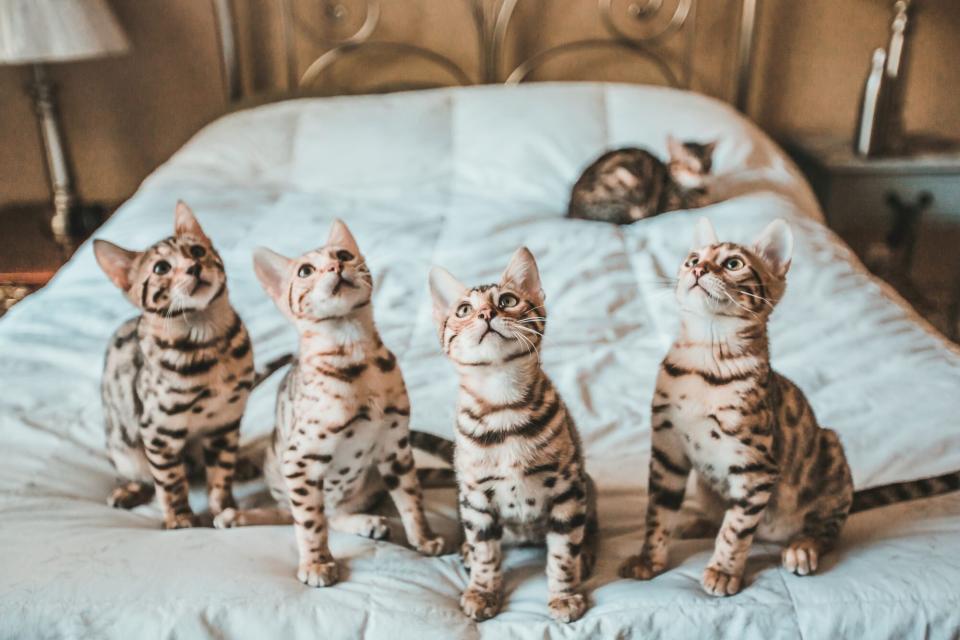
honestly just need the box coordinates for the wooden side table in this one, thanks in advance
[785,133,960,341]
[0,203,111,316]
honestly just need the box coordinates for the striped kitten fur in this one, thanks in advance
[619,218,960,596]
[430,248,598,623]
[568,136,716,225]
[214,220,444,589]
[95,202,255,529]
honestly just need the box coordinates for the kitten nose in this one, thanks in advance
[325,262,343,274]
[186,263,202,277]
[477,306,495,321]
[692,266,705,278]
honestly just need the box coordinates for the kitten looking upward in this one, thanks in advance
[430,248,598,623]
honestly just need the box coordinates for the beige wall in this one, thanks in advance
[1,0,957,208]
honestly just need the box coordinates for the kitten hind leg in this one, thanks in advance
[782,503,850,576]
[108,481,155,509]
[214,507,294,528]
[783,429,853,576]
[329,513,390,540]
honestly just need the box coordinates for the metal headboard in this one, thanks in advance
[213,0,759,111]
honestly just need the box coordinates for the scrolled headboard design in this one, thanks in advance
[213,0,758,111]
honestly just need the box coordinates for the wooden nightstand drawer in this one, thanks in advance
[0,202,113,316]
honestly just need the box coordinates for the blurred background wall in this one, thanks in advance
[0,0,957,207]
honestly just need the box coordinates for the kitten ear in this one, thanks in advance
[174,201,210,242]
[692,217,718,248]
[252,247,292,301]
[667,134,686,159]
[703,140,718,156]
[429,266,467,325]
[326,218,361,256]
[500,246,544,303]
[94,239,139,292]
[753,219,793,276]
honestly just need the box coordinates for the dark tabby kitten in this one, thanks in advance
[568,135,716,224]
[95,202,254,529]
[619,217,960,596]
[429,248,598,623]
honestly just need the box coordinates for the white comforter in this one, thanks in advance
[2,83,959,639]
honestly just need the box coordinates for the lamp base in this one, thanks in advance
[29,64,79,245]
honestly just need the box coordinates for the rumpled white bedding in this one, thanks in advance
[2,83,959,639]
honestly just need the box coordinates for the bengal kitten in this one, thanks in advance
[619,217,960,596]
[568,135,716,224]
[95,202,254,529]
[429,248,598,623]
[214,219,444,588]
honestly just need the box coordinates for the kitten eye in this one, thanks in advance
[189,244,206,258]
[497,293,518,310]
[685,255,700,268]
[724,257,744,270]
[335,250,354,262]
[297,264,315,278]
[456,303,472,318]
[153,260,171,275]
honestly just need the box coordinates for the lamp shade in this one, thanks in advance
[0,0,129,64]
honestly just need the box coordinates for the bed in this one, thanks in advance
[4,1,960,637]
[2,80,960,639]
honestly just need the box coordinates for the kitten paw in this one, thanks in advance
[782,539,819,576]
[459,588,501,621]
[213,508,239,529]
[548,592,587,623]
[701,566,742,596]
[360,515,391,540]
[163,513,199,530]
[107,482,154,510]
[416,535,446,557]
[297,561,339,588]
[618,554,665,580]
[208,494,237,516]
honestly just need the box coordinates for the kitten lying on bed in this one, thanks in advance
[94,202,256,529]
[568,136,716,224]
[213,220,444,588]
[429,248,598,623]
[619,217,960,596]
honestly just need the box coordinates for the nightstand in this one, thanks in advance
[786,133,960,341]
[0,203,110,316]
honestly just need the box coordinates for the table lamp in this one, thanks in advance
[0,0,129,243]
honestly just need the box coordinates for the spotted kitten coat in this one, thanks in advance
[619,218,960,596]
[568,136,716,224]
[429,248,598,623]
[214,220,444,588]
[95,202,254,529]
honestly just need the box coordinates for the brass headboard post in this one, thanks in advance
[211,0,759,109]
[212,0,241,102]
[734,0,759,112]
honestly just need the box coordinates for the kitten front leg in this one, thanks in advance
[141,422,195,529]
[545,473,590,623]
[282,446,337,588]
[619,433,691,579]
[377,421,444,556]
[202,420,240,515]
[701,467,776,596]
[458,487,503,621]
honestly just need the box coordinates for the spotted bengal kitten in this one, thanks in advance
[619,217,960,596]
[95,202,255,529]
[213,219,444,588]
[429,247,598,623]
[568,135,716,224]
